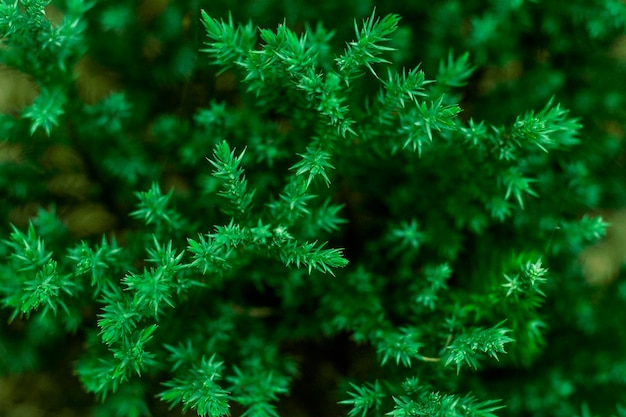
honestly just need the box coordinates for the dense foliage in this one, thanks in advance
[1,0,626,416]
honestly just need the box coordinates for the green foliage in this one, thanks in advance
[1,1,626,417]
[209,141,255,219]
[388,393,503,417]
[160,355,230,417]
[443,322,514,373]
[339,381,385,417]
[336,10,400,81]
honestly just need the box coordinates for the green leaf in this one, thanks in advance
[159,355,230,417]
[340,380,385,417]
[277,238,348,276]
[131,182,182,229]
[208,140,255,219]
[444,322,514,374]
[436,51,475,89]
[337,10,401,81]
[291,146,335,187]
[22,88,66,136]
[201,11,256,73]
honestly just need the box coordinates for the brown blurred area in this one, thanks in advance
[578,32,626,287]
[0,1,209,240]
[0,373,92,417]
[1,5,121,239]
[580,210,626,287]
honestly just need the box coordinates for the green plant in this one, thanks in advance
[1,1,626,416]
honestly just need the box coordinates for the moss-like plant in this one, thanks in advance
[1,1,626,416]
